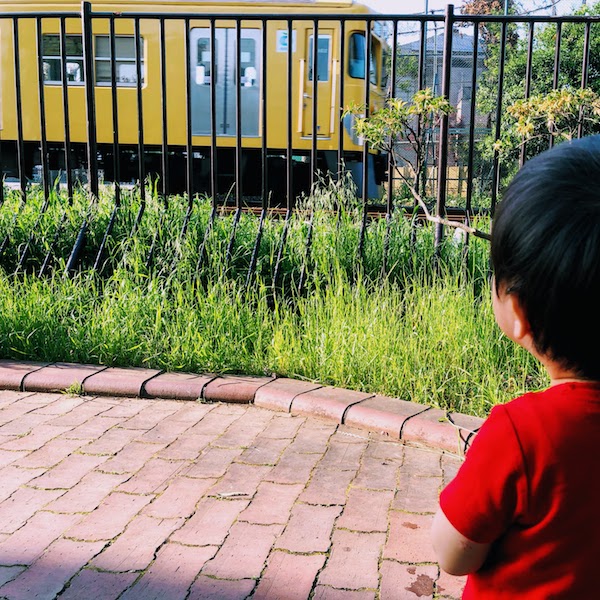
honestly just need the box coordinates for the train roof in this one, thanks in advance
[0,0,375,12]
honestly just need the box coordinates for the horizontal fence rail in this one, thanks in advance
[0,3,598,281]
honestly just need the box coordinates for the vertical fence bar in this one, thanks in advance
[490,17,507,215]
[159,17,169,198]
[181,17,194,238]
[310,19,319,187]
[81,1,98,197]
[548,20,561,149]
[286,18,293,210]
[109,16,120,204]
[519,21,535,167]
[36,17,50,200]
[134,16,146,217]
[337,19,345,178]
[434,4,453,251]
[210,18,218,206]
[235,19,242,207]
[356,19,371,260]
[465,23,479,218]
[60,17,74,200]
[13,18,27,199]
[578,21,591,139]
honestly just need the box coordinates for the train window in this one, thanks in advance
[348,33,377,85]
[196,38,216,85]
[95,36,144,86]
[42,34,84,85]
[307,35,330,82]
[240,38,257,86]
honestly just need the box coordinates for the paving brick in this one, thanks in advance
[392,474,441,514]
[383,512,436,563]
[79,427,140,456]
[212,408,273,448]
[265,448,322,484]
[47,399,114,427]
[337,488,394,532]
[254,378,323,412]
[137,404,213,444]
[401,409,460,454]
[0,390,31,406]
[353,456,399,491]
[116,458,187,494]
[44,471,130,513]
[237,435,290,465]
[299,467,356,505]
[291,386,374,422]
[238,482,304,525]
[30,395,85,415]
[90,515,184,572]
[0,487,65,534]
[96,441,165,474]
[157,432,214,460]
[344,395,427,438]
[334,424,374,442]
[170,496,249,546]
[188,576,256,600]
[402,445,443,477]
[58,570,138,600]
[0,539,105,599]
[318,439,367,471]
[82,366,162,397]
[120,542,216,600]
[0,566,25,587]
[143,371,215,401]
[0,465,47,502]
[380,561,437,600]
[275,503,342,553]
[208,463,273,498]
[143,476,217,519]
[312,587,376,600]
[120,402,181,430]
[442,454,463,488]
[67,492,153,541]
[0,360,49,390]
[184,446,243,479]
[0,511,80,565]
[201,521,282,579]
[260,413,306,439]
[0,424,71,452]
[0,448,29,469]
[63,415,122,440]
[29,453,108,490]
[436,569,467,599]
[253,551,326,600]
[318,529,386,590]
[14,436,86,469]
[100,398,149,419]
[22,362,108,393]
[448,412,484,453]
[0,412,54,435]
[203,374,273,403]
[187,409,243,436]
[287,420,337,454]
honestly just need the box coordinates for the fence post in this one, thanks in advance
[434,4,453,251]
[81,1,98,197]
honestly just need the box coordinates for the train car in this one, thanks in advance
[0,0,389,201]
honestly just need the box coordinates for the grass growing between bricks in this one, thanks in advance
[0,185,548,416]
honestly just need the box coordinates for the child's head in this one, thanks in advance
[491,135,600,380]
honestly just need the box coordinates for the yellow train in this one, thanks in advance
[0,0,389,200]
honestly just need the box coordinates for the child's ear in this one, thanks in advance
[507,293,532,344]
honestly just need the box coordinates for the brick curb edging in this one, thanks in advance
[0,360,483,455]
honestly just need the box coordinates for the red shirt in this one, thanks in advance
[440,381,600,598]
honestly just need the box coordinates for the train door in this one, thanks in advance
[190,27,261,137]
[301,30,334,138]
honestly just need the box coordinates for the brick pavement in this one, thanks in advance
[0,390,466,599]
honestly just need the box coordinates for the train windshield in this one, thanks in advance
[348,32,377,85]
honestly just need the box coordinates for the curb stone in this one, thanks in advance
[0,360,483,455]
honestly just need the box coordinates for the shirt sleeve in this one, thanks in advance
[439,404,527,545]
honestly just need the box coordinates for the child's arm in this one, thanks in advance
[431,507,491,576]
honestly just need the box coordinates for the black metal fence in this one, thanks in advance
[0,3,599,277]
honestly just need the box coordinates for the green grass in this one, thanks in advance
[0,183,548,416]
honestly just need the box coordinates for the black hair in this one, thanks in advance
[491,135,600,380]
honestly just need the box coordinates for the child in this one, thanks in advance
[431,134,600,598]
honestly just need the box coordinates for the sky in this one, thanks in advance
[360,0,586,16]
